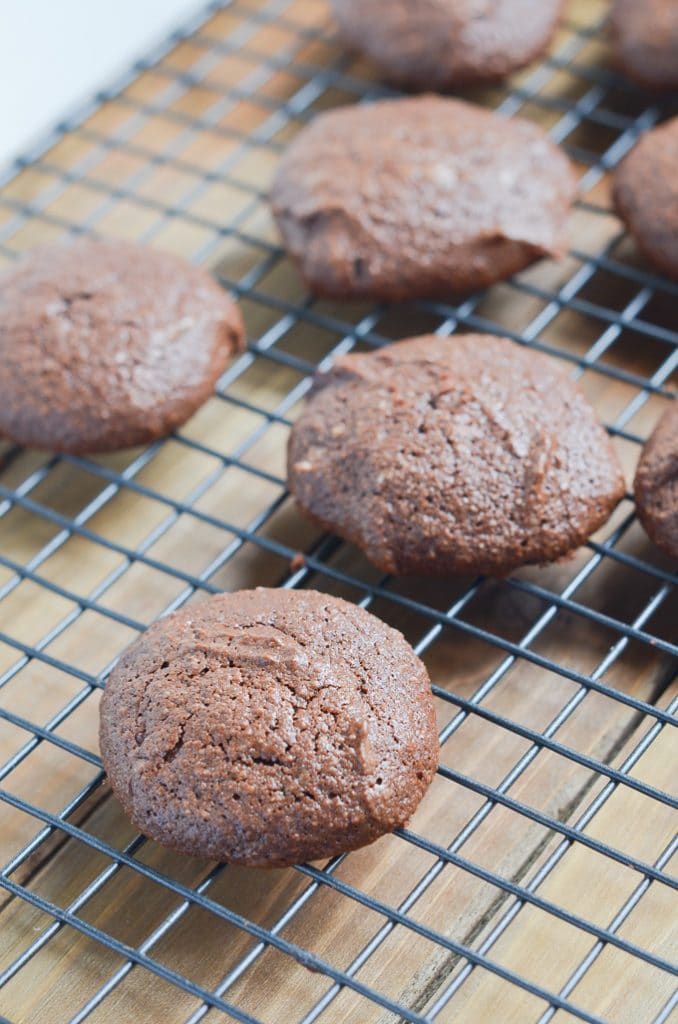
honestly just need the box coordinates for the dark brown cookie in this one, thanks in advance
[613,118,678,281]
[330,0,564,89]
[270,96,576,301]
[288,335,625,577]
[610,0,678,91]
[634,403,678,560]
[0,239,245,453]
[99,588,438,867]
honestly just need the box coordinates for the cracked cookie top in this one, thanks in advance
[0,239,244,453]
[287,334,625,576]
[634,402,678,560]
[99,588,438,867]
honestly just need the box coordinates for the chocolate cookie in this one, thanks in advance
[634,403,678,560]
[610,0,678,91]
[0,239,244,453]
[330,0,564,89]
[613,118,678,281]
[288,335,625,576]
[270,96,576,301]
[99,588,438,867]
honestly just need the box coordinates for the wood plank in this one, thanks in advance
[427,697,678,1024]
[0,0,675,1021]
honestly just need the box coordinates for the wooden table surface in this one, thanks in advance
[0,1,675,1022]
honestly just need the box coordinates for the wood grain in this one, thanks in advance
[0,1,675,1022]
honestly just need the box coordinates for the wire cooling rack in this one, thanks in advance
[0,1,676,1022]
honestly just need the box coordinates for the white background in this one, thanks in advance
[0,0,204,169]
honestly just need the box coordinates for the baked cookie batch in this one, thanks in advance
[1,1,675,867]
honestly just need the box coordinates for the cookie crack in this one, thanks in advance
[518,431,557,532]
[475,396,528,461]
[162,716,189,764]
[53,291,97,331]
[647,451,678,492]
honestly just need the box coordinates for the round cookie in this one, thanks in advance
[0,239,245,453]
[330,0,564,89]
[99,588,439,867]
[613,118,678,281]
[288,335,625,577]
[610,0,678,91]
[634,403,678,560]
[270,96,576,302]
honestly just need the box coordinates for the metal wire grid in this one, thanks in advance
[0,0,675,1021]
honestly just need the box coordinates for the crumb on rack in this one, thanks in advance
[289,552,306,573]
